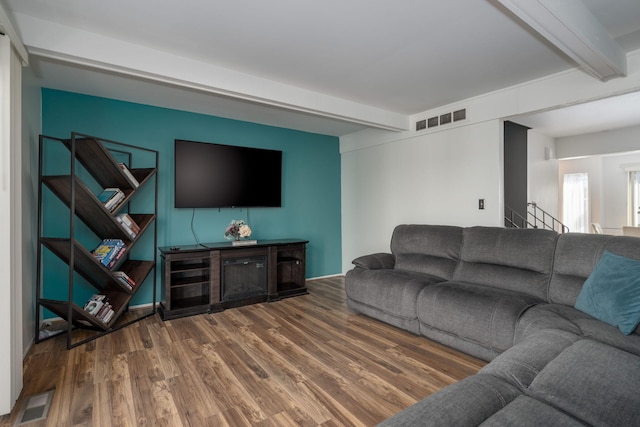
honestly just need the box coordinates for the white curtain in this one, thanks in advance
[631,171,640,226]
[563,173,589,233]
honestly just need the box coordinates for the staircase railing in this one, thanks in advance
[528,202,569,233]
[505,203,569,233]
[505,206,535,230]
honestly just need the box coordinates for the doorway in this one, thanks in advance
[504,121,529,222]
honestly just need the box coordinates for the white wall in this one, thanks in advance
[21,65,41,356]
[0,33,23,415]
[341,51,640,272]
[341,120,503,271]
[528,130,559,219]
[602,152,640,232]
[556,122,640,235]
[559,151,640,235]
[557,123,640,159]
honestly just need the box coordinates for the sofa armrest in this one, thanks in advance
[352,253,395,270]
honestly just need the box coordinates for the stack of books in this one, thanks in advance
[115,213,141,239]
[92,238,127,268]
[83,294,115,324]
[97,187,125,212]
[118,163,140,188]
[113,271,136,290]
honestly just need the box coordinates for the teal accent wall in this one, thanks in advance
[41,88,341,306]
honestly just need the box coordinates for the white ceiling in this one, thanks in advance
[4,0,640,137]
[512,90,640,138]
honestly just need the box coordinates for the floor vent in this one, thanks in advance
[14,390,54,426]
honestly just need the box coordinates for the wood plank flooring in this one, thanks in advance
[2,277,485,427]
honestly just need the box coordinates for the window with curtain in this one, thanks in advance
[630,170,640,227]
[563,173,589,233]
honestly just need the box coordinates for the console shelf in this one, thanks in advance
[158,239,308,320]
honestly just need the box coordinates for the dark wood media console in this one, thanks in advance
[158,239,308,320]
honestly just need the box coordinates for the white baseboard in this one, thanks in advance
[307,273,343,280]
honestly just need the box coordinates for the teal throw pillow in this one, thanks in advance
[575,250,640,335]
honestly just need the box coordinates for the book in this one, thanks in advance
[97,188,120,204]
[231,239,258,246]
[101,309,115,324]
[83,294,114,323]
[107,245,127,268]
[105,191,125,212]
[98,187,125,212]
[92,239,119,266]
[115,219,135,238]
[114,271,135,289]
[84,294,108,316]
[86,294,107,303]
[115,213,140,238]
[119,163,140,188]
[116,213,140,232]
[92,239,126,267]
[92,244,114,265]
[95,302,112,319]
[117,223,136,239]
[84,300,103,315]
[115,277,132,289]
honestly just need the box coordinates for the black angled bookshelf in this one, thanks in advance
[36,133,158,349]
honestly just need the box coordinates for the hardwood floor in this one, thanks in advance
[2,277,485,427]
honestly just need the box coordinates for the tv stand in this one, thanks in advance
[158,239,307,320]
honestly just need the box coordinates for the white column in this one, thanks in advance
[0,33,24,416]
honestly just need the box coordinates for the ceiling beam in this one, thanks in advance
[497,0,626,81]
[13,13,408,133]
[0,4,28,66]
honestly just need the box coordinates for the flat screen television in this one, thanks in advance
[174,139,282,208]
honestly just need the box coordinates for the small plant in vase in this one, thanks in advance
[224,220,255,245]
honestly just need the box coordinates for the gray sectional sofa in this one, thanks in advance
[345,225,640,426]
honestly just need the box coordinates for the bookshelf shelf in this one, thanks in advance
[36,133,158,349]
[42,174,156,241]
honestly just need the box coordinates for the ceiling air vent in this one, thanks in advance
[453,108,466,121]
[416,108,467,132]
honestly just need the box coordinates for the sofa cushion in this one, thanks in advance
[515,304,584,342]
[575,250,640,335]
[481,329,580,391]
[417,282,542,360]
[516,303,640,355]
[453,227,557,300]
[345,268,443,334]
[574,312,640,354]
[479,396,587,426]
[351,252,395,270]
[549,233,640,306]
[391,225,463,281]
[527,339,640,426]
[377,374,521,427]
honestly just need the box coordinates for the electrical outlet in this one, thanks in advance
[479,199,485,210]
